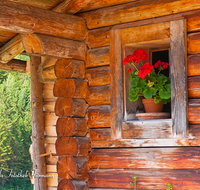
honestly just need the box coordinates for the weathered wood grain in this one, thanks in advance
[87,105,111,128]
[45,126,57,137]
[55,59,85,79]
[170,19,188,137]
[188,76,200,98]
[122,22,170,45]
[56,137,91,156]
[86,27,111,49]
[188,55,200,76]
[55,98,88,117]
[86,85,110,105]
[56,117,88,137]
[54,79,88,99]
[44,112,58,127]
[110,29,123,139]
[89,147,200,169]
[88,169,200,189]
[43,82,57,102]
[0,59,26,73]
[58,179,88,190]
[122,120,172,139]
[188,32,200,54]
[86,47,109,68]
[42,65,56,81]
[80,0,200,29]
[0,34,24,63]
[57,156,88,179]
[188,99,200,124]
[86,66,110,86]
[0,0,87,40]
[188,16,200,32]
[43,101,56,112]
[47,173,58,187]
[22,34,87,60]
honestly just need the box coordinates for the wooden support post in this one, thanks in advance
[30,56,47,190]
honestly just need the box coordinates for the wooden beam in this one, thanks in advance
[170,19,188,138]
[21,34,87,60]
[0,59,26,73]
[0,0,87,41]
[0,34,24,63]
[30,56,47,190]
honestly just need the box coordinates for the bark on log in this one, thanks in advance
[86,85,110,105]
[55,98,88,117]
[30,56,47,190]
[0,0,87,40]
[0,34,24,63]
[57,156,88,179]
[0,59,26,73]
[43,82,57,102]
[86,27,111,49]
[22,34,87,60]
[56,137,91,156]
[188,55,200,76]
[86,66,110,86]
[80,0,200,29]
[56,117,88,137]
[54,79,88,99]
[55,59,85,79]
[89,147,200,169]
[58,179,88,190]
[86,47,110,68]
[87,105,111,128]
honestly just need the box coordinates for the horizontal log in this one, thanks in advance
[89,147,200,169]
[122,119,172,139]
[188,55,200,76]
[189,125,200,137]
[47,173,58,187]
[188,99,200,124]
[46,143,59,165]
[47,165,57,173]
[45,126,57,137]
[0,59,26,73]
[88,169,200,189]
[42,65,56,81]
[54,79,88,99]
[43,101,56,112]
[45,137,57,144]
[46,155,58,165]
[42,57,58,69]
[57,156,88,179]
[0,0,87,40]
[188,76,200,98]
[56,117,88,137]
[55,59,85,79]
[47,187,57,190]
[86,66,110,86]
[80,0,200,29]
[46,143,56,154]
[22,34,87,60]
[86,47,109,68]
[43,83,57,102]
[55,98,88,117]
[44,112,58,127]
[86,27,111,49]
[56,137,91,156]
[58,179,88,190]
[86,85,110,105]
[188,32,200,54]
[0,34,24,63]
[121,22,170,45]
[188,16,200,32]
[87,105,111,128]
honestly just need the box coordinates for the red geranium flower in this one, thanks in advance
[128,68,131,72]
[138,62,153,79]
[155,60,169,70]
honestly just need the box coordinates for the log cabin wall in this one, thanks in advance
[79,2,200,189]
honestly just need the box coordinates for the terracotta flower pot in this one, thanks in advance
[142,98,163,113]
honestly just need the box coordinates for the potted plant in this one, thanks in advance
[123,49,171,113]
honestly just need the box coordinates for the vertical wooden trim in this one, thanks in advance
[170,19,188,138]
[110,29,123,139]
[30,56,47,190]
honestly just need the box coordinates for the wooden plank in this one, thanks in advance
[110,29,123,139]
[86,85,110,106]
[188,99,200,124]
[86,66,110,86]
[170,19,188,137]
[22,34,87,60]
[0,59,26,73]
[80,0,200,29]
[0,0,87,41]
[87,105,111,128]
[188,55,200,76]
[88,169,200,189]
[86,27,111,49]
[89,147,200,169]
[188,76,200,98]
[188,16,200,32]
[122,119,172,139]
[86,47,109,68]
[121,22,170,45]
[0,34,24,63]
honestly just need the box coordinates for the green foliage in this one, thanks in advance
[0,70,33,189]
[14,55,30,61]
[129,70,171,104]
[130,176,137,190]
[165,183,172,190]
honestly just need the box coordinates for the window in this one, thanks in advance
[110,19,188,140]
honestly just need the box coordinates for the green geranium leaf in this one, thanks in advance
[128,94,139,102]
[150,87,157,96]
[154,96,161,103]
[131,78,138,87]
[137,80,146,88]
[159,88,171,99]
[129,88,139,97]
[143,88,153,99]
[161,98,171,104]
[165,84,171,92]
